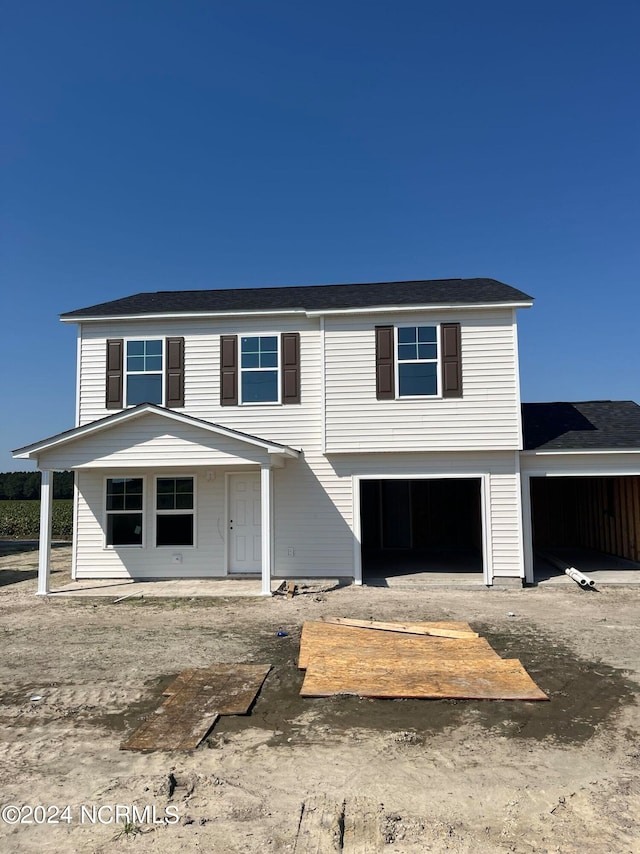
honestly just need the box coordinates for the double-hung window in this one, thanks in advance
[240,336,279,403]
[126,340,163,405]
[397,326,438,397]
[220,332,300,406]
[106,337,184,410]
[106,478,143,546]
[155,477,195,547]
[375,322,462,400]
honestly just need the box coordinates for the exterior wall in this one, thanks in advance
[77,316,323,451]
[75,467,229,579]
[76,306,522,455]
[74,454,355,580]
[324,308,521,452]
[520,451,640,583]
[328,451,524,581]
[69,307,525,583]
[73,450,523,582]
[36,413,270,470]
[520,452,640,477]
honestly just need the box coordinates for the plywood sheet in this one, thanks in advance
[121,690,220,751]
[322,617,479,638]
[162,664,271,714]
[300,658,548,701]
[122,663,271,750]
[298,622,498,670]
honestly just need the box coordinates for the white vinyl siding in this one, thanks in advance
[68,305,525,583]
[36,413,272,470]
[328,451,524,581]
[325,309,521,452]
[77,316,322,451]
[75,469,223,578]
[72,450,522,582]
[520,452,640,477]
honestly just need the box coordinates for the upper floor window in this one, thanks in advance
[106,477,143,547]
[126,340,163,405]
[241,336,279,403]
[397,326,438,397]
[220,333,300,406]
[106,337,184,410]
[375,323,462,400]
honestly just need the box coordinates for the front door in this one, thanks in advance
[228,472,261,573]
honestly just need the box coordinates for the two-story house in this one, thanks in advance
[14,278,640,594]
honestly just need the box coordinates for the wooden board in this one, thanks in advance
[342,797,384,853]
[322,617,479,639]
[162,663,271,714]
[293,798,343,853]
[298,622,498,670]
[120,690,220,751]
[300,657,548,701]
[122,663,271,751]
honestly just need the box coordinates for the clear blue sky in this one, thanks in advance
[2,0,639,470]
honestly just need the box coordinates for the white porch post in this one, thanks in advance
[260,464,273,596]
[37,470,53,596]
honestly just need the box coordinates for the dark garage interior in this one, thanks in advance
[360,478,483,580]
[531,475,640,580]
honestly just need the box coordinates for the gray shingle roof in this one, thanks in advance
[60,278,533,319]
[522,401,640,450]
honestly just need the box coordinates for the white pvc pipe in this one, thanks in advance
[564,566,596,588]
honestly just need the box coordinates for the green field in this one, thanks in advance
[0,500,73,540]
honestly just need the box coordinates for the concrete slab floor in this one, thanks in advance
[535,548,640,586]
[45,577,343,598]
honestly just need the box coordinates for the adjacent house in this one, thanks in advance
[13,278,640,594]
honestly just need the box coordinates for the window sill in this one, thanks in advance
[154,545,196,550]
[395,394,442,401]
[104,544,144,550]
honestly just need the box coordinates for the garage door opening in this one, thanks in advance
[360,478,484,582]
[530,476,640,583]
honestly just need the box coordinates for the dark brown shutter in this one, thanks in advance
[281,332,300,404]
[375,326,395,400]
[106,339,124,409]
[441,322,462,398]
[220,335,238,405]
[165,337,185,408]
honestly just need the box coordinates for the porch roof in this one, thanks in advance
[13,404,301,466]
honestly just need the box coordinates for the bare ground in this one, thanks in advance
[1,545,639,853]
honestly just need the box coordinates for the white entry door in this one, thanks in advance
[228,473,261,573]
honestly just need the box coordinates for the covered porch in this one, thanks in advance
[13,404,301,597]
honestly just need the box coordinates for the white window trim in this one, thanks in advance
[239,333,282,406]
[153,474,197,549]
[124,337,165,408]
[103,475,146,549]
[394,323,441,400]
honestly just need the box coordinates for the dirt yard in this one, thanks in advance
[1,545,639,853]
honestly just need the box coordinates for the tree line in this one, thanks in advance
[0,471,74,500]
